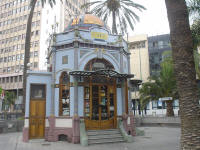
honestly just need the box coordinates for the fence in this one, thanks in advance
[0,113,23,120]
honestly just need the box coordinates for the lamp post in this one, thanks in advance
[138,43,142,81]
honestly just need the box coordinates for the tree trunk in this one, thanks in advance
[165,0,200,149]
[166,100,174,117]
[112,11,117,34]
[22,0,37,114]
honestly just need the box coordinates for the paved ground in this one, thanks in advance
[0,127,180,150]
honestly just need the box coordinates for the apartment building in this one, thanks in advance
[148,34,171,76]
[128,35,150,115]
[0,0,88,110]
[129,34,150,82]
[128,34,179,116]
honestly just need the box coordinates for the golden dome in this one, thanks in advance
[83,14,104,26]
[66,14,106,31]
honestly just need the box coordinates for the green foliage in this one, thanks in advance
[0,87,2,95]
[187,0,200,18]
[4,91,16,106]
[81,0,146,34]
[139,53,178,109]
[187,0,200,82]
[191,19,200,49]
[194,49,200,79]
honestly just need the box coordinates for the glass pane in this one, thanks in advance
[92,85,99,120]
[84,87,90,118]
[61,85,70,116]
[30,84,45,99]
[62,73,69,84]
[60,72,70,116]
[100,85,108,120]
[62,98,70,115]
[109,87,114,118]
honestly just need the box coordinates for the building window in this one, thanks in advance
[10,77,13,83]
[152,101,158,109]
[19,75,22,82]
[34,51,38,57]
[6,77,9,83]
[31,84,46,99]
[59,72,70,116]
[34,62,38,68]
[15,76,18,82]
[62,55,68,64]
[2,78,5,83]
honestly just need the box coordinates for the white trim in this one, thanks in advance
[45,119,49,127]
[127,117,130,125]
[24,119,29,128]
[55,119,72,128]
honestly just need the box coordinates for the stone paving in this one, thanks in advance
[0,127,180,150]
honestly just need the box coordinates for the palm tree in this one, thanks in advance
[82,0,146,34]
[191,19,200,49]
[165,0,200,149]
[187,0,200,17]
[194,49,200,79]
[22,0,57,114]
[139,53,178,117]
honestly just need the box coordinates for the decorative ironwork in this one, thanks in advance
[69,69,134,79]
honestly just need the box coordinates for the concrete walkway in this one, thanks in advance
[0,127,180,150]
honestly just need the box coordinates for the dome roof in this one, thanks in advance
[65,14,107,31]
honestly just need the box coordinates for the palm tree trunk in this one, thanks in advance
[165,0,200,149]
[166,100,174,117]
[22,0,37,114]
[112,11,117,34]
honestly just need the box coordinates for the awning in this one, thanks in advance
[69,69,134,78]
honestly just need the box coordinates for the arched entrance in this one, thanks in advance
[83,58,117,130]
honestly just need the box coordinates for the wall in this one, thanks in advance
[25,71,52,118]
[78,87,84,117]
[129,34,150,82]
[117,88,122,115]
[135,116,180,127]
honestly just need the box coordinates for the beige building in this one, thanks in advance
[128,34,150,100]
[0,0,88,108]
[129,34,150,82]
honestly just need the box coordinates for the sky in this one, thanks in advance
[132,0,170,36]
[90,0,170,36]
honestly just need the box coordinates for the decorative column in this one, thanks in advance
[72,37,80,143]
[127,54,131,113]
[51,47,56,116]
[48,44,56,142]
[121,79,126,114]
[119,48,124,73]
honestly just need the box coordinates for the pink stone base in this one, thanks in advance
[22,127,29,142]
[122,113,136,136]
[46,116,79,143]
[46,127,73,142]
[72,116,80,144]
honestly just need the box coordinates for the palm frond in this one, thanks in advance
[80,0,145,34]
[81,1,102,9]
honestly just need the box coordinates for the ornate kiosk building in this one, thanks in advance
[23,14,135,145]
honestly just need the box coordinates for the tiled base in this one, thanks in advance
[22,127,29,142]
[122,113,136,136]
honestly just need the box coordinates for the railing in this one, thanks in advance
[0,113,23,120]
